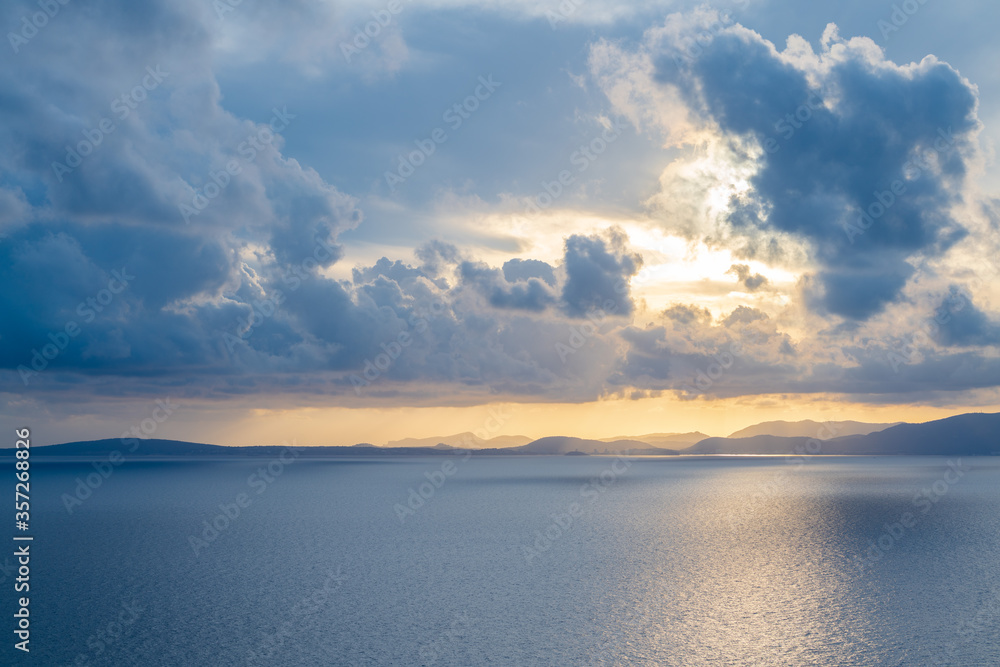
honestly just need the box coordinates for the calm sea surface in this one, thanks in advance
[6,455,1000,666]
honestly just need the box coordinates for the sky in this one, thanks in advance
[2,0,1000,446]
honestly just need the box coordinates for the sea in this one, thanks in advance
[5,454,1000,666]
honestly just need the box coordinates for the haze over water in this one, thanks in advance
[13,455,1000,666]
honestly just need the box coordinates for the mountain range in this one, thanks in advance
[726,420,900,439]
[6,413,998,458]
[489,436,678,456]
[382,422,894,450]
[684,413,1000,456]
[384,432,533,449]
[597,432,708,448]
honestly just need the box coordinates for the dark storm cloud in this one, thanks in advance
[414,240,462,275]
[352,258,426,285]
[600,299,1000,403]
[654,21,980,320]
[459,261,556,312]
[662,304,712,325]
[0,197,645,404]
[0,222,235,373]
[726,263,769,291]
[723,305,769,328]
[0,0,362,387]
[931,286,1000,348]
[615,326,673,381]
[608,305,799,397]
[502,258,556,286]
[561,230,642,317]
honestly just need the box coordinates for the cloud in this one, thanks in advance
[415,240,462,279]
[596,13,982,321]
[0,0,359,383]
[932,286,1000,347]
[502,258,556,286]
[561,229,642,317]
[607,304,800,397]
[459,261,557,312]
[726,263,769,291]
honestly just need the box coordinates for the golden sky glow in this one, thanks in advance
[121,392,1000,448]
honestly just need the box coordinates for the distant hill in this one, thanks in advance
[10,438,230,457]
[684,434,810,455]
[2,436,674,459]
[384,432,533,449]
[505,436,677,456]
[598,432,709,448]
[0,439,482,459]
[727,420,899,439]
[682,413,1000,456]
